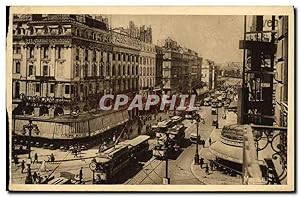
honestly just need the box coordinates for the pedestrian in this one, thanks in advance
[202,140,205,148]
[39,160,47,172]
[33,152,38,164]
[199,157,204,168]
[209,160,214,171]
[37,173,42,184]
[79,167,83,184]
[209,137,212,146]
[98,145,102,153]
[75,174,80,184]
[74,150,78,158]
[205,164,210,175]
[159,116,162,122]
[112,134,116,143]
[32,171,38,183]
[13,155,19,165]
[21,160,25,173]
[96,174,102,184]
[103,141,107,150]
[50,153,55,163]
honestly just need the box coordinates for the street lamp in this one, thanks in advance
[216,106,219,129]
[253,129,263,158]
[192,113,204,165]
[162,132,170,185]
[89,161,98,184]
[22,120,39,184]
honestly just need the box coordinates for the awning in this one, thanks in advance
[209,141,243,164]
[196,87,208,96]
[200,148,217,161]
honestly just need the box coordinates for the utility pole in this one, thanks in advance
[216,106,219,129]
[22,120,39,184]
[163,132,170,184]
[194,114,201,165]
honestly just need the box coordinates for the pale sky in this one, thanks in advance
[107,15,244,64]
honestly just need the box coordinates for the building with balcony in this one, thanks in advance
[274,16,288,128]
[11,14,154,142]
[161,37,202,95]
[201,59,217,90]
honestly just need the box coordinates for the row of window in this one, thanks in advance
[25,46,63,59]
[14,61,155,77]
[14,25,64,36]
[14,62,50,76]
[75,49,155,66]
[18,81,138,95]
[74,63,155,78]
[13,45,64,59]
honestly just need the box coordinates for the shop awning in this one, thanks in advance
[209,141,243,164]
[196,87,208,96]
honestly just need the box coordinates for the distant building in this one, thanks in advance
[161,37,202,95]
[124,21,153,44]
[201,59,216,90]
[155,46,164,89]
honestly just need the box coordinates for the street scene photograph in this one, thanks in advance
[6,6,294,192]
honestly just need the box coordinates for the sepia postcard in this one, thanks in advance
[6,6,295,192]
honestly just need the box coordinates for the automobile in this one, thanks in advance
[81,145,88,151]
[35,141,42,148]
[13,138,18,145]
[185,114,193,119]
[19,140,24,145]
[212,119,218,126]
[224,102,230,108]
[203,98,210,106]
[60,145,68,151]
[42,143,49,149]
[49,144,57,150]
[195,102,202,107]
[217,102,223,108]
[190,133,201,144]
[204,101,210,106]
[217,96,223,102]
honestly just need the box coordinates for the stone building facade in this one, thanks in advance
[274,16,288,127]
[161,37,202,95]
[11,14,156,140]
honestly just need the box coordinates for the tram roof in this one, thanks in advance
[123,135,150,147]
[96,144,129,163]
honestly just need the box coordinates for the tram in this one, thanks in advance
[93,144,130,183]
[92,135,151,183]
[153,124,186,159]
[120,135,150,160]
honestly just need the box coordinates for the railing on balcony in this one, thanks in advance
[251,124,287,184]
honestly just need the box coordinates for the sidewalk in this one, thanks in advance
[11,111,172,184]
[190,127,242,185]
[190,110,243,185]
